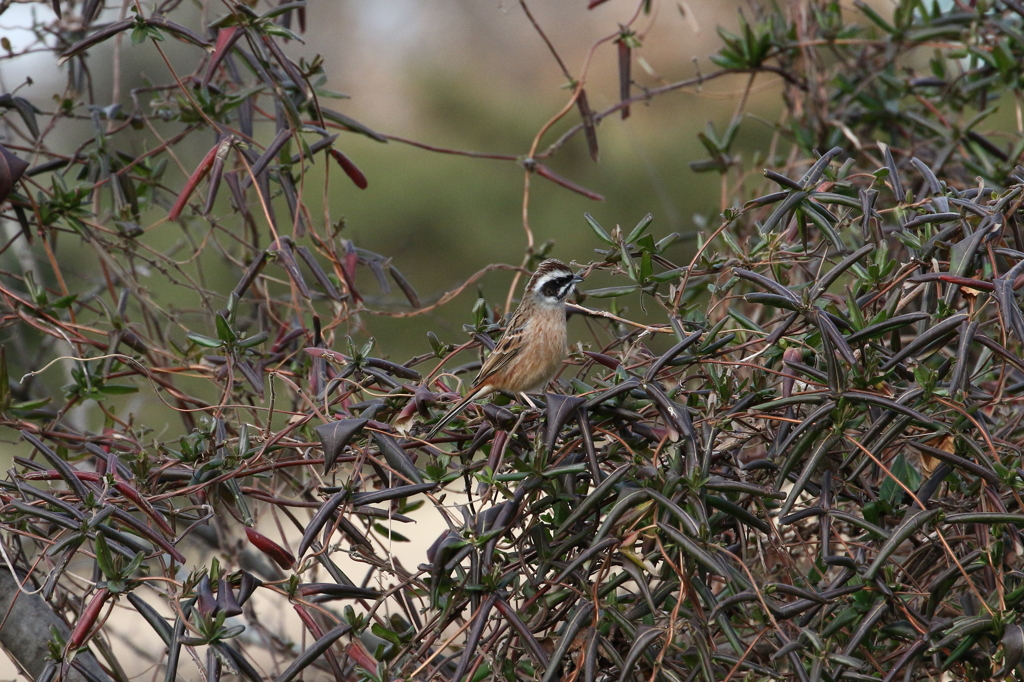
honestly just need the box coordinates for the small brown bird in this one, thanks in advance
[427,259,583,437]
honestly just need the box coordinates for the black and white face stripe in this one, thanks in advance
[526,259,584,304]
[537,272,579,301]
[528,258,585,303]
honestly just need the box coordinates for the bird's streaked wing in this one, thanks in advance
[472,324,524,388]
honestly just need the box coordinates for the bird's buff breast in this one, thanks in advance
[515,307,568,392]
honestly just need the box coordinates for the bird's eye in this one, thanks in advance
[540,274,575,299]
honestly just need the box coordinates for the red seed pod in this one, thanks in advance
[337,239,363,303]
[245,527,296,570]
[168,142,221,221]
[330,149,368,189]
[112,479,174,536]
[345,640,378,671]
[68,588,111,650]
[202,27,242,89]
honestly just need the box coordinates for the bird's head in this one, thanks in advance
[527,259,584,306]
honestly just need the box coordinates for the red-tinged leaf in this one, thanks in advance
[58,20,134,63]
[202,27,243,89]
[112,479,174,536]
[268,236,311,299]
[237,571,262,604]
[81,0,102,25]
[370,431,425,485]
[68,588,110,649]
[203,136,234,216]
[293,603,321,634]
[295,245,343,301]
[618,39,631,119]
[449,595,497,682]
[908,272,995,290]
[20,430,90,502]
[576,89,599,162]
[297,490,349,556]
[0,144,29,205]
[20,470,67,482]
[275,623,352,682]
[287,134,338,165]
[545,394,587,452]
[782,347,802,398]
[304,347,347,364]
[144,16,211,48]
[937,275,995,291]
[215,578,243,617]
[196,574,217,616]
[271,326,306,353]
[110,508,186,563]
[244,129,292,189]
[344,241,358,281]
[389,264,420,308]
[292,604,345,681]
[393,399,419,434]
[233,250,268,299]
[315,418,368,474]
[236,359,264,397]
[338,240,362,303]
[168,142,221,221]
[532,163,605,201]
[223,171,254,228]
[262,34,312,100]
[245,527,295,569]
[494,598,550,668]
[0,94,40,139]
[320,108,388,142]
[330,149,368,189]
[345,640,378,672]
[281,173,307,238]
[297,583,379,599]
[583,351,620,369]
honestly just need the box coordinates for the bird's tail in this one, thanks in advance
[426,388,487,439]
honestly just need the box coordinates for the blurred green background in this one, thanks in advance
[292,0,772,357]
[2,0,781,387]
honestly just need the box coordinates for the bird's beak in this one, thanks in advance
[572,274,584,284]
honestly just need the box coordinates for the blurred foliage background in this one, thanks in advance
[3,0,764,362]
[266,2,774,355]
